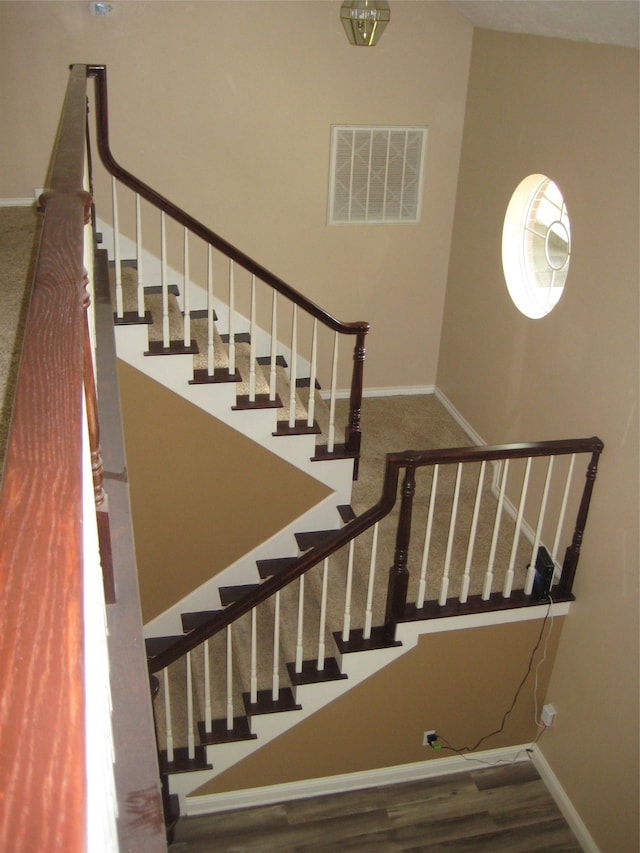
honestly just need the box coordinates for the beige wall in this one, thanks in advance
[0,0,473,390]
[195,618,563,795]
[438,31,639,853]
[117,360,328,623]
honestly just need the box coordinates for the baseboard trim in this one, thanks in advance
[0,197,36,208]
[433,387,486,447]
[531,745,601,853]
[185,744,531,816]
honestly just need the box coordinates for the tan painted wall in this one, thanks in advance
[117,360,328,623]
[437,31,639,853]
[0,0,473,390]
[195,618,563,795]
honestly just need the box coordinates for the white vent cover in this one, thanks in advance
[329,126,427,224]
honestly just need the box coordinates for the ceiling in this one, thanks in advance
[448,0,640,49]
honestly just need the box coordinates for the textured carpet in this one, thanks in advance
[0,205,42,484]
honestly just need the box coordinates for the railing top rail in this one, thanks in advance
[0,65,89,853]
[147,433,603,673]
[386,435,604,469]
[85,64,369,338]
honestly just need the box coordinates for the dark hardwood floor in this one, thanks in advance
[170,760,582,852]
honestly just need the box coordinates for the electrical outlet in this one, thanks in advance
[422,730,437,747]
[90,2,115,16]
[541,703,556,727]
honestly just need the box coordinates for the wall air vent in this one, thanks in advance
[329,125,427,224]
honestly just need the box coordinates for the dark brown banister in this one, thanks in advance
[148,434,603,674]
[0,64,165,852]
[85,63,370,464]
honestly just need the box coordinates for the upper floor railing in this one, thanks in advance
[0,64,166,852]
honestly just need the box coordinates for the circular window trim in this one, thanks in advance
[502,174,571,319]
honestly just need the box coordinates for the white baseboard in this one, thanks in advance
[185,744,531,816]
[0,197,36,208]
[531,745,601,853]
[433,387,486,447]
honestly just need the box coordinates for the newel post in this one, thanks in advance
[345,325,369,479]
[559,443,603,596]
[383,465,416,642]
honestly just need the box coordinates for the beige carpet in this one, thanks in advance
[0,205,41,484]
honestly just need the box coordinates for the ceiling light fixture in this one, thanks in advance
[340,0,390,47]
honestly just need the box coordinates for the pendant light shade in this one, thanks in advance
[340,0,390,47]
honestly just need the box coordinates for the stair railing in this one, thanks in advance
[149,437,603,752]
[86,64,369,475]
[0,65,165,850]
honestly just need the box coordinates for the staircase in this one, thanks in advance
[86,64,604,821]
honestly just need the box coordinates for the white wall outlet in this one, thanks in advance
[422,730,437,746]
[541,703,556,727]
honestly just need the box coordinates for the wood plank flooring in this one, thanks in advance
[169,760,582,852]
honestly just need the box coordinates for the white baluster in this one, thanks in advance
[111,177,123,318]
[486,459,509,599]
[207,246,215,376]
[228,260,236,376]
[327,333,339,453]
[186,651,195,760]
[163,667,174,763]
[226,626,234,731]
[269,291,278,400]
[295,574,305,673]
[288,306,298,428]
[135,193,144,318]
[161,211,169,347]
[504,457,532,597]
[272,593,280,701]
[341,540,355,641]
[439,463,463,606]
[183,228,191,347]
[552,454,576,563]
[250,608,258,705]
[307,319,318,428]
[525,456,555,595]
[363,522,379,640]
[416,465,439,609]
[460,461,486,603]
[317,559,329,671]
[203,639,212,735]
[249,275,257,401]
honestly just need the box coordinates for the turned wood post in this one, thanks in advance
[559,443,604,595]
[345,325,369,479]
[383,465,416,641]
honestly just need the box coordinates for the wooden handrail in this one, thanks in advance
[0,64,166,852]
[148,434,603,673]
[0,64,89,853]
[86,63,369,464]
[86,66,369,336]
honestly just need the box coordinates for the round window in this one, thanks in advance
[502,175,571,318]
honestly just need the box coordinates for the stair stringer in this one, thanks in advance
[143,491,351,639]
[165,601,570,814]
[114,321,354,498]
